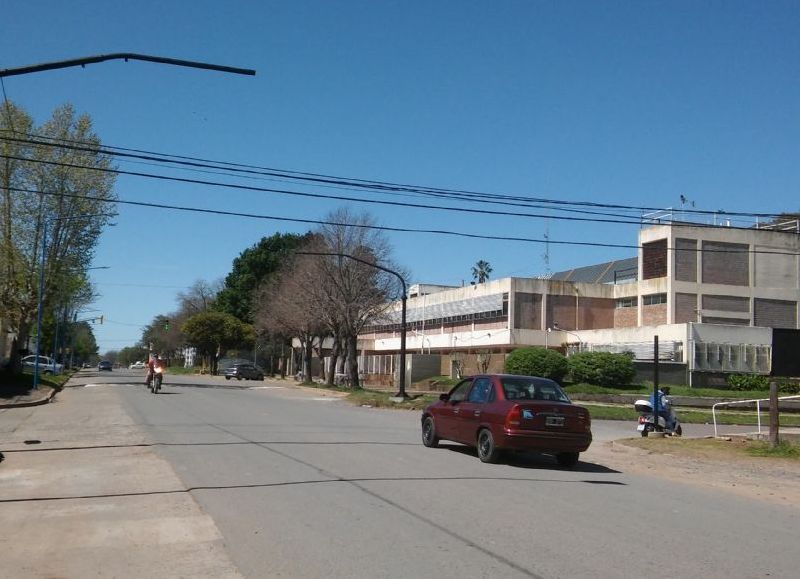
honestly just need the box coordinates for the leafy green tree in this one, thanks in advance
[215,233,311,322]
[471,260,493,284]
[182,311,254,375]
[567,351,636,386]
[117,345,148,367]
[71,322,99,365]
[0,102,116,370]
[504,347,568,383]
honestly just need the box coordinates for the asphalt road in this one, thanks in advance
[3,369,796,578]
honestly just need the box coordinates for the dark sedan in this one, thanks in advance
[223,363,264,381]
[421,374,592,467]
[98,360,113,371]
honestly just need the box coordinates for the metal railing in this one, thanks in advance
[712,395,800,438]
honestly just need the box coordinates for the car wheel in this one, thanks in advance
[225,376,230,380]
[421,416,439,448]
[556,452,580,468]
[477,428,500,463]
[237,376,242,381]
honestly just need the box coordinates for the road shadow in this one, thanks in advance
[439,443,621,474]
[163,382,251,390]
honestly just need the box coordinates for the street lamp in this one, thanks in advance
[33,214,113,389]
[295,251,409,399]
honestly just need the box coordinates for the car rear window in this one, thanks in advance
[501,377,570,403]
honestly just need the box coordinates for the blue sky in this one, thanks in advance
[3,1,798,353]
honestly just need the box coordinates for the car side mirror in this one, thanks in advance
[439,393,450,401]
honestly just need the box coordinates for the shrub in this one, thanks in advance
[726,373,770,391]
[504,348,568,383]
[567,351,636,387]
[779,381,800,395]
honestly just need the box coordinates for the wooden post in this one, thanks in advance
[769,380,779,449]
[653,335,660,430]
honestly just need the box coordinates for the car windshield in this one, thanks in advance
[501,377,570,402]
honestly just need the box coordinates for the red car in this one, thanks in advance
[421,374,592,467]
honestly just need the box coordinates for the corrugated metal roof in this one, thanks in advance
[550,257,638,284]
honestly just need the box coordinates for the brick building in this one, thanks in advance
[355,220,799,388]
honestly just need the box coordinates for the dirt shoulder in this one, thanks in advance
[586,437,800,508]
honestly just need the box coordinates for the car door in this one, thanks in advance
[455,377,493,444]
[436,379,474,441]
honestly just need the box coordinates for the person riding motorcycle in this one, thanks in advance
[649,386,677,431]
[145,353,163,385]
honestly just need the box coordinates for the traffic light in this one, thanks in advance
[164,319,170,331]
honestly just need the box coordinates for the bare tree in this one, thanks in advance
[253,254,327,382]
[177,279,222,314]
[308,208,405,389]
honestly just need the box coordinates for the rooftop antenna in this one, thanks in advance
[542,224,551,276]
[679,194,695,222]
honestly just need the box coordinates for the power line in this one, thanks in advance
[0,152,653,226]
[7,152,791,233]
[8,185,799,257]
[0,133,786,221]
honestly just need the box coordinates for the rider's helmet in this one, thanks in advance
[661,386,671,396]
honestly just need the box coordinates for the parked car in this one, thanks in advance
[129,361,146,370]
[421,374,592,467]
[98,360,113,371]
[21,355,63,375]
[223,363,264,381]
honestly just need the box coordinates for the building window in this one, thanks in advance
[642,293,667,306]
[615,297,638,309]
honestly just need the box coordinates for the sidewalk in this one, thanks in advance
[0,380,242,578]
[0,385,57,409]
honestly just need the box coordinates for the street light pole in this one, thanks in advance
[295,251,409,398]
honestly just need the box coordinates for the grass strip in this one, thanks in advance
[618,436,800,461]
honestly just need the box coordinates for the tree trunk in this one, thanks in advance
[326,337,340,386]
[303,341,313,383]
[346,334,359,389]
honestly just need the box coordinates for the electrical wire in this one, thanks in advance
[7,185,798,256]
[0,132,788,221]
[7,152,792,234]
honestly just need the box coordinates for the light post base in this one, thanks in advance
[390,394,410,402]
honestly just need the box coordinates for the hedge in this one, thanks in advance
[567,351,635,387]
[504,348,568,383]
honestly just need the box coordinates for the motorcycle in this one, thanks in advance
[634,398,682,437]
[149,365,163,394]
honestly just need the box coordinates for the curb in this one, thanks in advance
[0,387,57,409]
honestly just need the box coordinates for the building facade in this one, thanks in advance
[356,221,799,387]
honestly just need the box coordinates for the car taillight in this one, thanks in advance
[505,405,521,429]
[638,416,646,424]
[577,410,592,432]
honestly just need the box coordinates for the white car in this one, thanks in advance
[129,361,146,370]
[22,355,64,375]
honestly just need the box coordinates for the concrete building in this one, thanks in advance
[356,220,800,388]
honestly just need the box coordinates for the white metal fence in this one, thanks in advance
[712,395,800,437]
